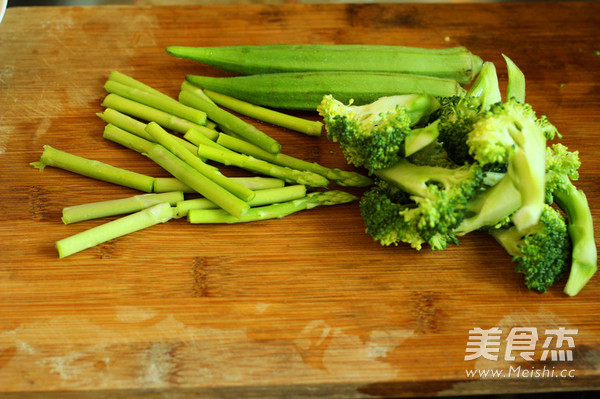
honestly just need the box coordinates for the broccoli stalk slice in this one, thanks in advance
[56,202,175,258]
[145,122,255,203]
[502,54,526,103]
[201,88,324,137]
[31,145,155,193]
[216,132,372,187]
[101,93,218,140]
[178,86,281,154]
[404,120,440,157]
[153,176,285,194]
[554,180,598,296]
[188,190,357,224]
[144,143,250,218]
[464,61,502,109]
[195,144,329,188]
[177,184,307,217]
[62,191,184,224]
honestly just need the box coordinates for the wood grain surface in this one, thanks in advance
[1,2,599,398]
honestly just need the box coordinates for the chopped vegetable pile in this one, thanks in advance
[31,44,596,296]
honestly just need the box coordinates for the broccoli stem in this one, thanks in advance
[145,122,255,202]
[31,145,155,192]
[195,144,329,188]
[101,93,218,140]
[464,61,501,108]
[105,79,208,126]
[177,184,307,217]
[502,54,526,103]
[555,181,598,296]
[201,88,324,136]
[56,202,175,258]
[404,120,440,157]
[216,133,372,187]
[62,191,184,224]
[153,176,285,194]
[178,86,281,154]
[145,143,249,218]
[187,190,357,224]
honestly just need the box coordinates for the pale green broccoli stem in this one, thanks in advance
[145,122,255,202]
[196,144,329,188]
[101,93,218,140]
[178,87,281,154]
[145,143,249,218]
[465,61,502,108]
[105,79,208,126]
[503,54,526,103]
[31,145,155,192]
[216,133,372,187]
[98,108,199,155]
[153,176,285,194]
[555,181,597,296]
[188,190,357,224]
[56,202,175,258]
[404,120,440,157]
[201,88,324,136]
[177,184,307,217]
[62,191,184,224]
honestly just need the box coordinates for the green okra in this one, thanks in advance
[62,191,184,224]
[186,71,467,111]
[167,44,483,85]
[56,202,175,258]
[31,145,155,193]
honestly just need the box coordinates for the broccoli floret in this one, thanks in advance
[360,159,485,250]
[491,204,571,293]
[318,94,440,171]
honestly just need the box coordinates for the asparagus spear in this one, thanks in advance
[176,184,307,217]
[216,133,372,187]
[31,145,155,192]
[56,202,175,258]
[145,122,255,202]
[188,190,357,224]
[153,176,285,194]
[62,191,184,224]
[195,144,329,188]
[178,86,281,154]
[144,143,249,218]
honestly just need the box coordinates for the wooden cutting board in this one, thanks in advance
[1,2,599,398]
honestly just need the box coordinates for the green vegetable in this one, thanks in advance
[186,71,467,111]
[103,123,156,155]
[179,84,281,154]
[177,184,307,217]
[195,144,329,188]
[153,176,285,193]
[31,145,155,193]
[166,44,483,85]
[216,133,372,187]
[144,143,250,218]
[491,204,571,293]
[56,202,175,258]
[62,191,184,224]
[105,79,207,126]
[145,122,255,202]
[188,190,357,224]
[201,88,324,136]
[101,93,218,140]
[318,93,441,171]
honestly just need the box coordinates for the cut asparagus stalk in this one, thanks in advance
[101,93,218,140]
[103,124,156,154]
[145,143,249,218]
[196,144,329,188]
[62,191,184,224]
[216,133,372,187]
[31,145,155,192]
[145,122,255,202]
[202,88,323,136]
[56,202,175,258]
[179,86,281,154]
[188,190,357,224]
[176,184,307,217]
[153,176,285,193]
